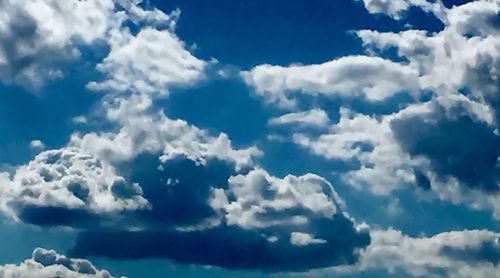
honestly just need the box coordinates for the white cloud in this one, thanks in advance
[0,0,182,88]
[0,146,148,221]
[357,0,500,102]
[294,94,500,216]
[71,94,260,171]
[303,228,500,278]
[0,247,123,278]
[360,0,445,20]
[268,109,330,129]
[86,26,206,95]
[355,228,500,278]
[213,168,343,229]
[29,140,46,151]
[0,0,119,87]
[242,56,420,108]
[290,232,327,246]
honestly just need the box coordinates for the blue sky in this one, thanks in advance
[0,0,499,277]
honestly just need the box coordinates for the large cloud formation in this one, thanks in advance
[260,0,500,218]
[69,167,370,272]
[1,0,498,275]
[0,0,370,272]
[0,248,123,278]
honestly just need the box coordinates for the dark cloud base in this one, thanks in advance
[391,103,500,192]
[70,216,370,272]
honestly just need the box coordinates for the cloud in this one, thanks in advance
[0,0,181,88]
[357,0,500,119]
[0,139,369,272]
[0,150,371,271]
[0,146,148,227]
[242,56,419,108]
[217,168,343,229]
[0,0,118,87]
[289,0,500,217]
[359,0,445,20]
[0,159,370,272]
[0,247,123,278]
[29,140,46,151]
[351,228,500,278]
[391,101,500,193]
[268,109,330,129]
[290,232,327,246]
[86,26,206,95]
[294,94,500,217]
[70,94,260,170]
[69,168,369,272]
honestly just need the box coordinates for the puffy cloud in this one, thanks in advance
[0,247,123,278]
[351,228,500,278]
[70,94,260,171]
[0,0,118,87]
[0,0,181,88]
[359,0,445,20]
[69,168,370,272]
[29,140,46,151]
[357,0,500,121]
[242,56,420,108]
[217,168,343,229]
[86,26,206,95]
[0,146,148,227]
[391,101,500,193]
[115,0,179,27]
[295,94,500,216]
[290,232,327,246]
[290,0,500,217]
[268,109,330,129]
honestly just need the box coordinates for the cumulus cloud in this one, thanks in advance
[357,0,500,121]
[0,151,371,271]
[0,146,148,227]
[289,0,500,217]
[0,247,123,278]
[295,94,500,216]
[0,0,118,87]
[86,26,206,95]
[29,140,46,151]
[268,109,330,129]
[69,168,370,272]
[70,94,260,170]
[216,168,343,229]
[346,228,500,278]
[0,0,181,88]
[242,56,419,108]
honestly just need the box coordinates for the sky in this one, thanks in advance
[0,0,499,277]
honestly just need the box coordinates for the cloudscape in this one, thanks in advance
[0,0,499,277]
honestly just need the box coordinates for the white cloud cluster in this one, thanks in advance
[0,0,182,88]
[295,94,500,216]
[0,0,119,87]
[242,56,420,108]
[70,94,260,171]
[212,168,343,232]
[87,27,206,95]
[0,248,123,278]
[269,0,500,217]
[0,146,148,222]
[357,0,500,101]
